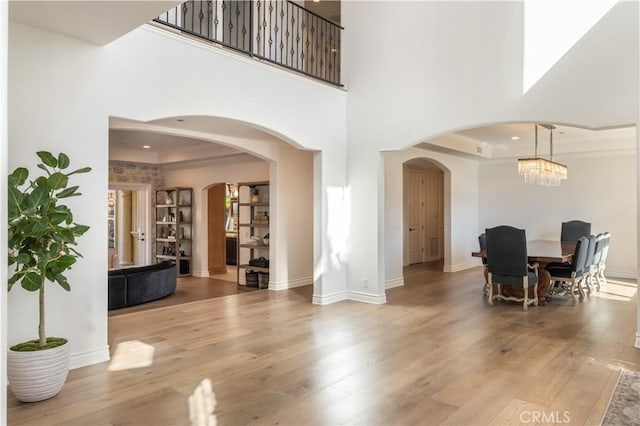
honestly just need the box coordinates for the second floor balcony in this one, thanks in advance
[155,0,343,86]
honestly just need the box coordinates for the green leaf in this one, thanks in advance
[15,253,31,265]
[8,273,21,291]
[37,164,51,176]
[67,167,91,176]
[56,255,76,270]
[36,151,57,168]
[31,216,49,235]
[72,224,90,236]
[55,275,71,291]
[10,168,28,186]
[57,229,75,243]
[50,212,69,225]
[57,153,70,169]
[34,176,48,189]
[21,272,43,291]
[56,186,79,199]
[26,185,49,209]
[7,185,24,218]
[48,172,68,190]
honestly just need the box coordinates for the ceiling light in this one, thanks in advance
[517,124,567,187]
[143,145,151,149]
[511,136,520,140]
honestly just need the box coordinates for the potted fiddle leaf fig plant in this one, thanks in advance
[7,151,91,402]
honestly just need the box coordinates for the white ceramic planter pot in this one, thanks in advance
[7,340,70,402]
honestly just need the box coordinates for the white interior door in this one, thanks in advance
[424,169,443,261]
[407,169,425,264]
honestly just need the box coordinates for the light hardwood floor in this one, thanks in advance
[8,265,640,425]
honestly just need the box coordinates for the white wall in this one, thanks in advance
[162,158,270,277]
[162,147,315,290]
[344,1,637,300]
[479,151,637,278]
[8,20,347,369]
[384,148,480,287]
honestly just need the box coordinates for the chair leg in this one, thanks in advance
[533,282,539,307]
[523,282,528,311]
[488,276,493,306]
[569,276,578,305]
[584,269,593,297]
[577,276,585,302]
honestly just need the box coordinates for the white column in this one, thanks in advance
[1,0,8,420]
[312,148,348,304]
[347,146,387,304]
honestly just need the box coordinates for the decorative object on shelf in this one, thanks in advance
[236,181,270,288]
[7,151,91,402]
[155,187,193,276]
[517,123,567,187]
[250,188,260,203]
[249,257,269,268]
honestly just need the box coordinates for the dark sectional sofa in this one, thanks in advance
[108,261,177,310]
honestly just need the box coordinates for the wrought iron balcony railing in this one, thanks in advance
[154,0,343,86]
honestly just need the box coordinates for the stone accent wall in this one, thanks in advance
[109,161,164,186]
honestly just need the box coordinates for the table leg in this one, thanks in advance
[536,262,551,306]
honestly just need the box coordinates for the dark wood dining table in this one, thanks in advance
[472,240,576,305]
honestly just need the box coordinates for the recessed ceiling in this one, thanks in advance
[455,123,635,146]
[109,129,237,154]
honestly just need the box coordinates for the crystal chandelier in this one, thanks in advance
[517,124,567,186]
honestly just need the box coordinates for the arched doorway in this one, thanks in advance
[403,158,445,268]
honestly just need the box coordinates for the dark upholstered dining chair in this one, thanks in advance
[593,232,611,290]
[546,236,590,304]
[486,226,539,311]
[561,220,591,242]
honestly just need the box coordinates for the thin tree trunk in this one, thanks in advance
[39,284,45,347]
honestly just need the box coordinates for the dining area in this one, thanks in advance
[472,220,611,310]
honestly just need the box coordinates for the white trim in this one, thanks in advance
[70,347,110,370]
[635,332,640,349]
[443,261,479,272]
[269,276,313,291]
[347,291,387,304]
[385,278,405,289]
[605,270,637,279]
[193,269,210,278]
[312,290,347,305]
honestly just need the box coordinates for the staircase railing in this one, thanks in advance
[154,0,343,86]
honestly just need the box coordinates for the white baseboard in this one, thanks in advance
[385,278,405,289]
[347,290,387,304]
[269,276,313,291]
[312,290,347,305]
[605,270,637,279]
[193,270,209,278]
[70,346,110,370]
[444,262,480,273]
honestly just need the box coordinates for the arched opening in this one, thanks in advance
[403,158,445,272]
[107,115,315,313]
